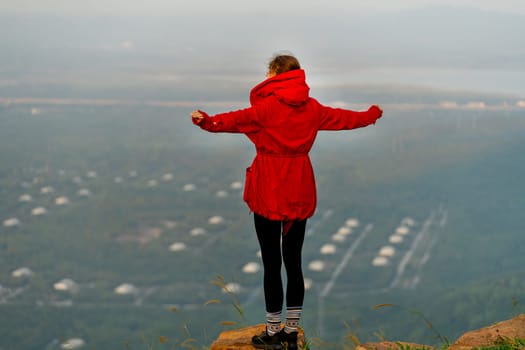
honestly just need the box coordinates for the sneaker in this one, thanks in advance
[252,330,283,349]
[278,330,298,350]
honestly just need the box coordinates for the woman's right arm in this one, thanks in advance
[191,107,262,134]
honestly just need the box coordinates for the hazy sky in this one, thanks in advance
[2,0,525,16]
[1,0,524,97]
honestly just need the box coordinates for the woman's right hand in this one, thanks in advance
[191,110,204,124]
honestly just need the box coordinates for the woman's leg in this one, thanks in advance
[282,219,306,334]
[254,213,284,335]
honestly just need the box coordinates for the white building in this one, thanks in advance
[190,227,206,236]
[389,235,404,244]
[401,217,416,227]
[55,196,70,206]
[114,283,139,295]
[162,173,174,181]
[222,282,241,294]
[163,220,177,229]
[169,242,187,252]
[77,189,92,197]
[331,233,346,242]
[378,246,396,257]
[114,176,123,183]
[54,278,78,292]
[372,256,389,267]
[40,186,55,194]
[18,194,33,202]
[395,226,410,235]
[3,218,20,227]
[183,183,196,192]
[320,244,337,255]
[230,181,243,190]
[308,260,325,272]
[73,176,83,185]
[215,190,228,198]
[61,338,85,349]
[31,207,47,216]
[337,227,352,235]
[304,278,313,291]
[242,262,261,274]
[345,218,359,228]
[12,267,34,278]
[208,215,225,225]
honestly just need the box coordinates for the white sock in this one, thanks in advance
[284,307,302,334]
[266,310,282,336]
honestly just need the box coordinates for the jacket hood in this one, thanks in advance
[250,69,310,107]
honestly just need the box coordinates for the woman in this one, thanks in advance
[191,54,382,349]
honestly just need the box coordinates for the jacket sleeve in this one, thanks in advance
[318,104,382,130]
[194,107,262,134]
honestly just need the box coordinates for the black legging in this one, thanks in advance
[254,213,306,313]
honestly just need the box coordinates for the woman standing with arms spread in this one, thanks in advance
[191,54,383,349]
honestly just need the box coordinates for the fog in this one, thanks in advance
[3,0,525,16]
[1,6,524,101]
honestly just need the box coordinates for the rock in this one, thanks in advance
[210,324,305,350]
[448,314,525,350]
[210,315,525,350]
[356,341,434,350]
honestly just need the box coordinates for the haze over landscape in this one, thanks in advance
[1,1,524,349]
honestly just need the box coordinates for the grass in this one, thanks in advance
[471,337,525,350]
[372,303,450,348]
[140,275,249,350]
[209,275,247,327]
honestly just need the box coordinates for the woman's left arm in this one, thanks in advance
[318,104,383,130]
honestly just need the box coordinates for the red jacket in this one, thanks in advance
[194,69,382,221]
